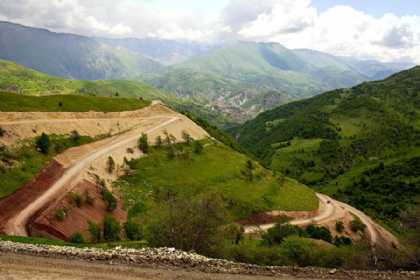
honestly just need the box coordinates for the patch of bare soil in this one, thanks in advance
[0,160,64,234]
[30,180,127,241]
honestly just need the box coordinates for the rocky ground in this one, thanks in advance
[0,241,418,280]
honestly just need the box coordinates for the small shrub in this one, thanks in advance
[36,133,50,154]
[101,187,117,212]
[336,221,344,233]
[107,156,115,174]
[192,141,204,154]
[0,127,5,137]
[70,232,85,244]
[126,147,134,154]
[334,236,353,247]
[88,221,101,243]
[155,135,163,148]
[138,133,149,154]
[182,131,192,145]
[84,191,94,206]
[70,130,81,143]
[68,192,84,208]
[350,219,366,233]
[54,208,66,221]
[305,225,333,243]
[124,219,143,241]
[103,216,121,241]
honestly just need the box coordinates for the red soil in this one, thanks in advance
[0,160,64,234]
[30,180,127,241]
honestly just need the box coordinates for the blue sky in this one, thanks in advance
[314,0,420,16]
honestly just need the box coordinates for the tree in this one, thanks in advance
[192,141,203,154]
[138,133,149,154]
[124,219,143,241]
[147,194,228,255]
[155,135,163,148]
[70,130,81,143]
[88,221,101,243]
[335,221,344,233]
[101,187,117,212]
[70,232,85,244]
[107,156,115,174]
[182,131,192,145]
[103,216,121,241]
[350,219,366,233]
[36,133,50,154]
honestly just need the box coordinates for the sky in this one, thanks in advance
[0,0,419,63]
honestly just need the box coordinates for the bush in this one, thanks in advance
[124,219,143,241]
[68,192,83,208]
[146,194,227,255]
[70,232,85,244]
[103,216,121,241]
[280,237,344,268]
[55,209,66,221]
[192,141,204,154]
[0,127,5,137]
[70,130,81,143]
[107,156,115,174]
[336,221,344,233]
[305,225,333,243]
[88,221,101,243]
[262,224,304,246]
[100,187,117,212]
[334,236,353,247]
[350,219,366,233]
[155,135,163,148]
[182,131,192,145]
[36,133,50,154]
[138,133,149,154]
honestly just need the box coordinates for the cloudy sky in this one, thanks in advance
[1,0,420,63]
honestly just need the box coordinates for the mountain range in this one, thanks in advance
[0,21,413,121]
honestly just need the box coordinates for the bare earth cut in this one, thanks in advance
[0,102,208,239]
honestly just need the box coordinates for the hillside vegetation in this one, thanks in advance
[237,66,420,231]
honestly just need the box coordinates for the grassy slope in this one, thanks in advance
[116,141,318,221]
[0,92,149,112]
[237,66,420,230]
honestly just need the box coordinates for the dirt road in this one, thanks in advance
[3,116,180,236]
[244,193,398,247]
[0,254,307,280]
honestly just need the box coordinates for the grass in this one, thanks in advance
[115,141,318,221]
[0,135,95,198]
[0,92,150,112]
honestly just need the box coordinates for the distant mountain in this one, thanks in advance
[0,21,412,121]
[98,37,216,65]
[236,66,420,230]
[0,21,163,80]
[149,41,411,119]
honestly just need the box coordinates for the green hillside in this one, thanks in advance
[237,66,420,230]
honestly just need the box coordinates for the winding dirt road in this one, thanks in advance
[244,194,398,247]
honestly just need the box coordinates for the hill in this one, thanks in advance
[149,41,410,119]
[236,66,420,231]
[0,21,163,80]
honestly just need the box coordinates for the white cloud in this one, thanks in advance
[0,0,419,63]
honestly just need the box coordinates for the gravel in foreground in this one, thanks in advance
[0,241,418,280]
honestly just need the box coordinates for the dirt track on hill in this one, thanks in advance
[244,194,399,248]
[1,103,209,238]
